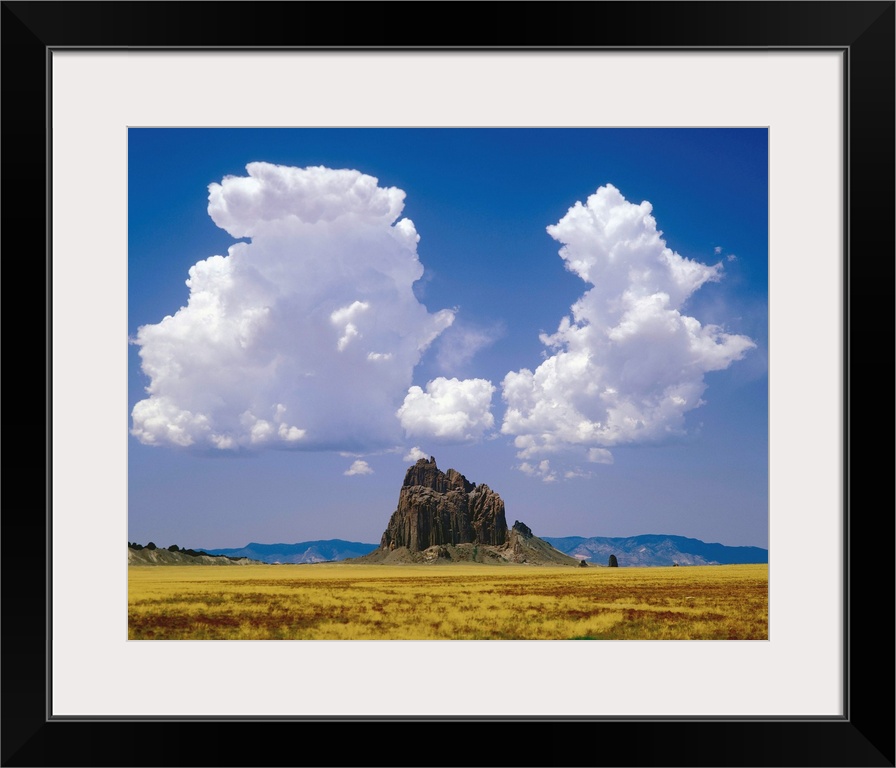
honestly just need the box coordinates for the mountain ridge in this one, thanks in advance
[128,546,259,566]
[194,533,767,566]
[201,539,378,564]
[543,533,768,567]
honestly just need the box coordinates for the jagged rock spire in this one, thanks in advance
[380,457,508,551]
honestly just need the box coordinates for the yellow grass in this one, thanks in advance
[128,563,768,640]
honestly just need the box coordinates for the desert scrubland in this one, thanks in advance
[128,563,768,640]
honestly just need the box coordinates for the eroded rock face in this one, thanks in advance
[379,457,508,551]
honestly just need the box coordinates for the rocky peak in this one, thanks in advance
[380,458,507,551]
[352,459,582,567]
[402,457,474,494]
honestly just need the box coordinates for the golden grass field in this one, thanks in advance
[128,562,767,640]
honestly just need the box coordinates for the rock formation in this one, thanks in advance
[352,457,581,566]
[379,456,508,551]
[504,519,582,565]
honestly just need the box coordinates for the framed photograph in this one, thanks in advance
[7,2,893,765]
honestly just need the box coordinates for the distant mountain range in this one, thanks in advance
[542,534,768,567]
[201,540,378,564]
[198,534,766,567]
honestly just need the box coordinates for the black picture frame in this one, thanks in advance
[4,2,893,766]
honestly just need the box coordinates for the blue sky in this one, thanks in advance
[128,128,768,550]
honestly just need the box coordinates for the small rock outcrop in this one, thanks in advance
[379,457,508,551]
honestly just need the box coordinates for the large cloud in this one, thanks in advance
[501,184,756,473]
[131,163,456,452]
[397,377,495,442]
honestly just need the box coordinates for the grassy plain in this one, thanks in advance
[128,563,767,640]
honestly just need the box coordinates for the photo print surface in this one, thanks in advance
[128,128,769,640]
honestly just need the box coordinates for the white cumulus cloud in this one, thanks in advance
[403,446,428,462]
[131,163,455,452]
[519,460,558,483]
[501,184,755,471]
[587,448,614,465]
[344,459,374,476]
[398,377,496,442]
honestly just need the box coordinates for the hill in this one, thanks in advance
[352,520,582,566]
[128,544,259,566]
[201,540,378,564]
[542,534,768,567]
